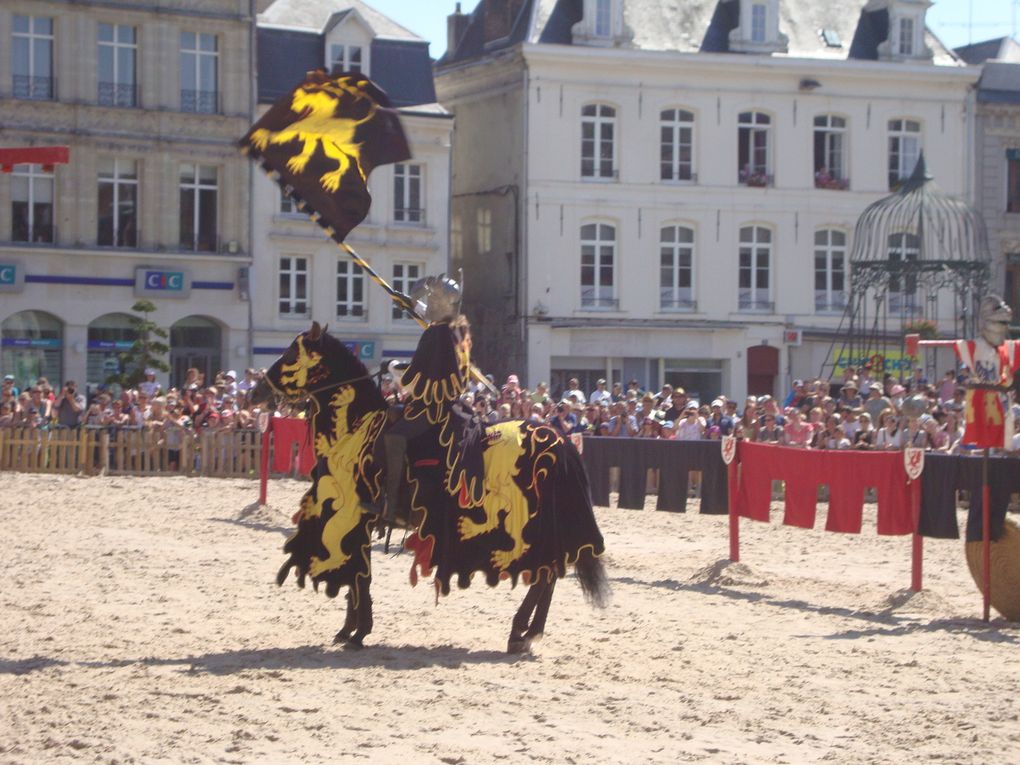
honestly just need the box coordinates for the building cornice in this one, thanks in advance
[0,244,253,265]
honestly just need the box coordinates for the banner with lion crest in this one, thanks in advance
[239,70,411,243]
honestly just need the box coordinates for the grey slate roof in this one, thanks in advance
[976,61,1020,105]
[258,0,423,40]
[439,0,961,67]
[954,36,1020,65]
[256,0,439,108]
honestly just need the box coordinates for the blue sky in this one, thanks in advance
[365,0,1016,58]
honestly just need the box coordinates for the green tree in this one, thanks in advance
[107,300,170,389]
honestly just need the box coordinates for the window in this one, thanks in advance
[751,3,767,43]
[280,190,296,215]
[897,17,915,56]
[98,24,136,107]
[1007,151,1020,213]
[888,232,920,314]
[738,226,772,311]
[888,119,921,189]
[180,32,218,113]
[329,44,363,74]
[580,222,616,308]
[279,257,309,317]
[813,115,848,190]
[98,158,138,247]
[738,111,772,187]
[11,164,54,243]
[594,0,612,37]
[581,104,616,179]
[336,261,365,318]
[660,109,695,182]
[660,226,695,311]
[814,230,847,312]
[13,15,54,100]
[392,262,422,319]
[394,163,424,224]
[179,164,218,252]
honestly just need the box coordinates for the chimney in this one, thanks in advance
[482,0,525,45]
[447,2,469,55]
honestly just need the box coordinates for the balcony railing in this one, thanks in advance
[12,222,56,245]
[814,293,848,313]
[660,297,697,311]
[738,297,774,312]
[98,81,138,108]
[580,296,619,310]
[13,75,55,101]
[887,294,922,315]
[814,171,849,191]
[738,170,773,188]
[336,306,367,320]
[180,89,219,114]
[179,233,220,253]
[394,208,426,225]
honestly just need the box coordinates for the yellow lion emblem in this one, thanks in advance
[249,78,376,193]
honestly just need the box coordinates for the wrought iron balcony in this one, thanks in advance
[660,297,697,311]
[738,297,774,312]
[180,89,219,114]
[13,75,54,101]
[98,81,138,108]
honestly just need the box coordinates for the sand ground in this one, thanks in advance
[1,472,1018,765]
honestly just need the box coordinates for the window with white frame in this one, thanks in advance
[897,17,915,56]
[887,232,920,313]
[329,43,364,74]
[738,226,772,311]
[98,158,138,247]
[814,229,847,312]
[13,15,54,100]
[594,0,613,37]
[580,222,616,308]
[659,225,695,310]
[98,24,136,107]
[179,164,218,252]
[392,262,423,320]
[581,104,616,179]
[180,32,218,113]
[738,111,772,187]
[11,164,54,243]
[813,115,848,189]
[750,3,767,43]
[888,119,921,189]
[660,109,695,182]
[278,256,309,317]
[394,163,424,224]
[336,260,366,318]
[280,190,296,215]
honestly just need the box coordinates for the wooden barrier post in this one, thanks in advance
[910,476,923,592]
[728,458,739,563]
[982,449,992,622]
[259,419,272,505]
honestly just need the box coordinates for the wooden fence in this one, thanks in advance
[0,427,263,478]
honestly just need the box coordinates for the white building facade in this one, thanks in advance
[0,0,255,394]
[436,0,978,402]
[251,0,452,368]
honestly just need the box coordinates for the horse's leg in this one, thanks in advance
[507,579,546,654]
[333,589,358,644]
[524,575,557,647]
[346,576,373,648]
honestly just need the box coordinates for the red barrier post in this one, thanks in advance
[728,458,739,563]
[982,449,991,622]
[910,477,923,592]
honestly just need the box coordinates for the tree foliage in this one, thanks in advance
[106,300,170,389]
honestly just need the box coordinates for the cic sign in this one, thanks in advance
[135,267,191,298]
[0,261,25,293]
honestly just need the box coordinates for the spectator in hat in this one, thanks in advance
[707,399,734,436]
[604,400,638,437]
[52,380,86,428]
[863,382,892,422]
[3,374,21,397]
[674,403,704,440]
[237,369,258,396]
[221,370,238,397]
[756,395,785,427]
[838,381,862,409]
[888,383,906,410]
[589,378,611,405]
[610,381,625,403]
[562,377,586,406]
[138,369,161,399]
[783,379,807,409]
[659,419,676,440]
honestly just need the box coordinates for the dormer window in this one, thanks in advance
[871,0,933,62]
[896,16,914,56]
[330,43,363,74]
[572,0,623,45]
[323,8,372,75]
[729,0,788,54]
[595,0,612,37]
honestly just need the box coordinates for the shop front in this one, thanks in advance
[1,310,63,389]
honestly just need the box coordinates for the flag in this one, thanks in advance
[240,70,411,243]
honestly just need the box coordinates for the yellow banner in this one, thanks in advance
[830,349,918,378]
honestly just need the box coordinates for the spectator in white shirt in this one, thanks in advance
[589,378,612,405]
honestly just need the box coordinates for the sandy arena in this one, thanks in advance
[1,472,1018,764]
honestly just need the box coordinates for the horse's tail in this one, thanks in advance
[574,546,611,609]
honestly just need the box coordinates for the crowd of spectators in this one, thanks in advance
[5,363,1018,455]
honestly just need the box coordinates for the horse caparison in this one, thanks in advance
[251,322,609,653]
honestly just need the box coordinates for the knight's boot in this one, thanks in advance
[381,433,408,528]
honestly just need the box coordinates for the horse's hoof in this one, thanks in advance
[333,630,352,645]
[506,639,529,655]
[343,637,364,650]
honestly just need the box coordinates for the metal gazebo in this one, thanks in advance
[824,154,991,381]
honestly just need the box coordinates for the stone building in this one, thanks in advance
[436,0,978,401]
[250,0,453,370]
[0,0,254,393]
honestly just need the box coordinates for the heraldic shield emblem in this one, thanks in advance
[721,435,737,465]
[904,447,924,481]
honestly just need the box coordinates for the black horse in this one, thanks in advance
[251,322,609,653]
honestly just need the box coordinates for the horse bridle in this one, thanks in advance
[262,367,385,405]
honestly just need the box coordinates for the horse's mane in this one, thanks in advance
[318,331,387,412]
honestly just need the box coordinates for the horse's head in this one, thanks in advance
[249,321,385,413]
